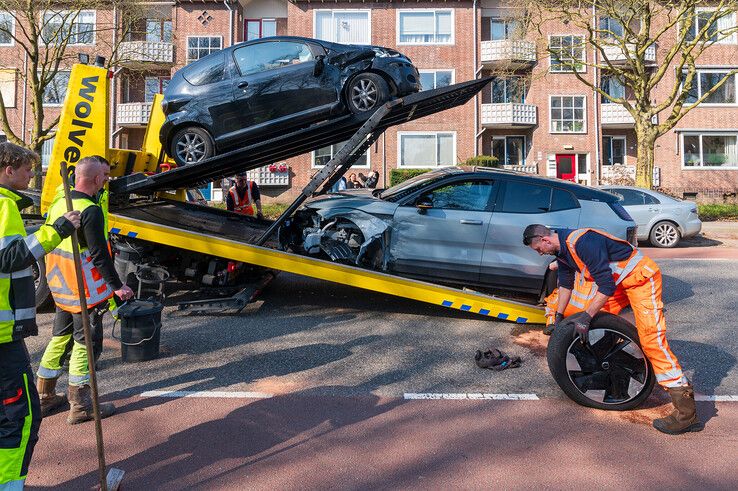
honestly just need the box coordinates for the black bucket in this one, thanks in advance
[114,299,164,363]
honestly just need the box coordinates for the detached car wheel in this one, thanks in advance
[33,257,53,311]
[170,126,215,166]
[347,73,389,114]
[649,221,681,248]
[547,312,655,410]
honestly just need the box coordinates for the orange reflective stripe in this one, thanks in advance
[229,185,255,216]
[46,248,112,313]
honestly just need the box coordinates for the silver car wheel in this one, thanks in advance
[652,222,679,247]
[351,79,378,111]
[176,132,207,163]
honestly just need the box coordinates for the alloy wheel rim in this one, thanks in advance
[654,224,678,246]
[351,79,378,111]
[176,133,207,163]
[565,328,649,405]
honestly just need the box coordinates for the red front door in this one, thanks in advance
[556,154,576,182]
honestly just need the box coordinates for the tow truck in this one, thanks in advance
[33,62,545,324]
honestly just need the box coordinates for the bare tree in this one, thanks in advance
[0,0,144,188]
[523,0,738,188]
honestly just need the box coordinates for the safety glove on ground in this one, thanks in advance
[543,312,565,336]
[566,311,593,345]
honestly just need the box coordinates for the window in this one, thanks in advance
[549,35,585,72]
[144,77,170,102]
[601,75,625,102]
[685,9,736,44]
[186,36,222,63]
[492,136,526,165]
[398,10,453,45]
[234,41,313,76]
[398,132,455,167]
[490,18,521,41]
[491,76,526,103]
[608,188,657,206]
[599,17,624,39]
[682,133,738,168]
[0,11,14,46]
[685,70,737,105]
[41,137,54,169]
[315,10,370,45]
[550,96,586,133]
[550,188,579,211]
[313,141,369,168]
[577,154,588,174]
[500,181,552,214]
[43,70,70,105]
[419,70,453,91]
[146,19,172,43]
[0,69,15,108]
[42,10,95,45]
[246,19,277,41]
[182,53,224,85]
[419,180,496,212]
[603,136,626,165]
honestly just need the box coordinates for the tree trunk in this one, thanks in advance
[635,134,656,189]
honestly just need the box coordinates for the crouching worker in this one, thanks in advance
[524,224,702,435]
[37,156,134,424]
[0,142,81,489]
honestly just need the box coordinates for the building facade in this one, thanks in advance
[0,0,736,203]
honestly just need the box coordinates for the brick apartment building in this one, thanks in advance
[0,0,736,203]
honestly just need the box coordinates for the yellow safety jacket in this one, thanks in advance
[0,186,63,344]
[44,195,113,313]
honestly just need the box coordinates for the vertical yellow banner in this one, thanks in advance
[41,63,109,213]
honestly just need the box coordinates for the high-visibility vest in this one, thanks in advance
[44,195,113,313]
[565,228,644,287]
[229,182,255,216]
[0,187,61,344]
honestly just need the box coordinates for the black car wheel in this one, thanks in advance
[347,73,389,114]
[33,257,53,311]
[171,126,215,166]
[547,312,655,410]
[649,221,681,248]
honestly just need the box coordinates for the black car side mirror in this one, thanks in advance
[314,55,326,77]
[416,199,433,213]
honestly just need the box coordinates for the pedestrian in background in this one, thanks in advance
[227,172,263,218]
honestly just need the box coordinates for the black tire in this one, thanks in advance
[169,126,215,167]
[540,267,558,303]
[346,73,390,114]
[33,257,54,312]
[547,312,655,410]
[649,221,681,248]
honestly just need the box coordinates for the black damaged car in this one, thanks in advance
[160,36,421,166]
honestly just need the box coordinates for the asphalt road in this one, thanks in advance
[23,256,738,489]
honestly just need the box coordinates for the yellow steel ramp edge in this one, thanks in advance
[109,213,545,324]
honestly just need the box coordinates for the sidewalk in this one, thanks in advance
[641,220,738,259]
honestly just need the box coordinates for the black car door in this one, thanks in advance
[228,40,339,143]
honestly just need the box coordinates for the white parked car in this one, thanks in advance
[601,186,702,248]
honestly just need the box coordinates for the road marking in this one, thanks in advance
[695,394,738,402]
[141,390,273,399]
[404,393,539,401]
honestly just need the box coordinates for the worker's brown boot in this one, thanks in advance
[37,377,67,417]
[653,384,704,435]
[67,384,115,425]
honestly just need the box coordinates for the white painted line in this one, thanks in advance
[404,393,539,401]
[695,394,738,402]
[140,390,273,399]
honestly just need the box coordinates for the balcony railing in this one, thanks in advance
[503,164,538,174]
[118,41,174,65]
[481,40,536,67]
[600,103,635,127]
[481,103,537,127]
[117,102,153,127]
[601,43,656,65]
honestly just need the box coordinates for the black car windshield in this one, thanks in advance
[379,168,461,202]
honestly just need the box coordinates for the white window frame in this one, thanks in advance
[549,95,587,134]
[313,9,372,46]
[548,34,586,73]
[602,135,627,165]
[681,132,738,169]
[311,142,370,169]
[685,69,738,106]
[41,10,96,46]
[41,136,55,169]
[0,68,16,108]
[685,8,737,45]
[186,35,223,64]
[144,76,170,103]
[42,70,71,107]
[0,11,15,47]
[491,135,527,166]
[397,9,455,46]
[245,18,277,41]
[418,69,455,91]
[397,131,457,168]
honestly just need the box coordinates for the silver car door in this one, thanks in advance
[611,188,652,239]
[390,179,497,284]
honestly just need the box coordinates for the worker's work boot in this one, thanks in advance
[66,384,115,425]
[37,377,67,417]
[653,384,704,435]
